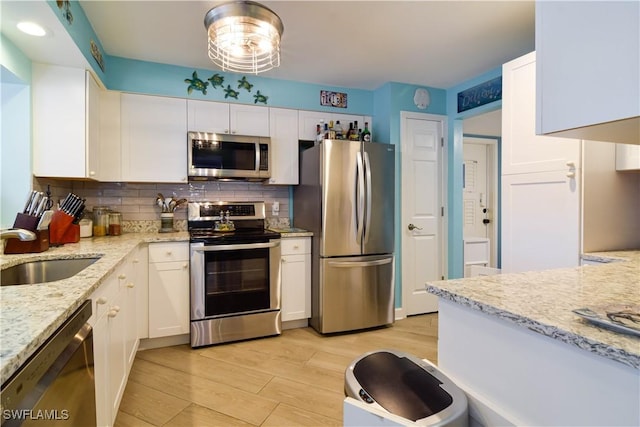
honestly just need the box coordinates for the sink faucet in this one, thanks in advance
[0,228,37,241]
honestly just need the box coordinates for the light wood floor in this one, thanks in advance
[115,314,438,427]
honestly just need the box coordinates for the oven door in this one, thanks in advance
[190,240,281,320]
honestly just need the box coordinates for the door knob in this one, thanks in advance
[408,223,423,231]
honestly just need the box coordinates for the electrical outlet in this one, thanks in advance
[272,201,280,216]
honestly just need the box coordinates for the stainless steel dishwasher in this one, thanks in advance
[1,300,96,426]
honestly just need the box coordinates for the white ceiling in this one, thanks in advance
[76,0,535,90]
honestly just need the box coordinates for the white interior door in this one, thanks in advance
[401,112,444,316]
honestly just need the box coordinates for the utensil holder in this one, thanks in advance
[4,229,50,254]
[159,212,174,233]
[49,211,80,245]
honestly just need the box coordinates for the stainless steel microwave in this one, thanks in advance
[188,132,271,181]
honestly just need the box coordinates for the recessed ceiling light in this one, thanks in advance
[17,21,47,37]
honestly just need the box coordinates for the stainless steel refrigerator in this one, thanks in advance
[294,140,395,333]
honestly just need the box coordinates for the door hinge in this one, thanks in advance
[441,275,445,280]
[441,207,444,217]
[440,137,444,147]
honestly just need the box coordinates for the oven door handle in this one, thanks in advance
[192,241,280,252]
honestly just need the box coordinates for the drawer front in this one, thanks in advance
[281,238,311,255]
[148,242,189,263]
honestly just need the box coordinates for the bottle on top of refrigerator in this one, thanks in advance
[361,122,371,142]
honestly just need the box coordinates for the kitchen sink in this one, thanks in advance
[1,257,101,286]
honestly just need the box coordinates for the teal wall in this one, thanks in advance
[0,35,32,228]
[445,67,503,279]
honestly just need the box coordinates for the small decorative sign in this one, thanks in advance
[320,90,347,108]
[457,76,502,113]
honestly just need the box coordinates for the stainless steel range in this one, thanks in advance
[188,201,281,347]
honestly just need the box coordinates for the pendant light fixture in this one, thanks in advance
[204,1,284,74]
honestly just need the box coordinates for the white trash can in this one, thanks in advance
[345,349,468,427]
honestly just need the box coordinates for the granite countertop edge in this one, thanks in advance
[426,250,640,370]
[427,286,640,370]
[0,232,189,384]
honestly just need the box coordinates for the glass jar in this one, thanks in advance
[109,212,122,236]
[93,206,110,237]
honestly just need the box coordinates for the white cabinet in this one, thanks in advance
[501,52,581,273]
[280,237,311,322]
[148,242,190,338]
[268,108,299,185]
[535,1,639,145]
[90,249,142,427]
[120,93,188,183]
[616,144,640,171]
[97,90,122,182]
[298,110,369,141]
[32,64,101,179]
[187,100,269,136]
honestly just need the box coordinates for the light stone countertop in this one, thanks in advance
[427,251,640,369]
[268,227,313,238]
[0,232,189,384]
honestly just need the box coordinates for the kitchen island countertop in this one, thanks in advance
[0,232,189,384]
[426,250,640,369]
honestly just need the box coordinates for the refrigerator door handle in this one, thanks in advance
[328,258,393,268]
[356,151,365,245]
[363,151,372,245]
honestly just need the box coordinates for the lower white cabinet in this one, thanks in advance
[91,250,142,427]
[148,242,190,338]
[280,237,311,321]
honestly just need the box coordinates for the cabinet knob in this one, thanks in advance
[118,274,127,280]
[182,263,189,269]
[89,171,96,176]
[293,245,299,249]
[166,251,172,256]
[108,306,121,317]
[566,161,576,168]
[127,282,135,288]
[96,296,108,305]
[566,171,576,178]
[133,259,139,264]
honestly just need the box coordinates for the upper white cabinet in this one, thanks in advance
[187,100,269,136]
[268,108,299,185]
[298,110,369,141]
[616,144,640,172]
[120,93,188,183]
[32,64,101,179]
[501,52,581,273]
[98,90,122,182]
[535,1,639,145]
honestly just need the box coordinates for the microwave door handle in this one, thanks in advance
[255,142,261,173]
[192,241,280,252]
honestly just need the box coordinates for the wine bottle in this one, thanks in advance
[361,122,371,142]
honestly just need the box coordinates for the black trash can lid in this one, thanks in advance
[352,351,453,422]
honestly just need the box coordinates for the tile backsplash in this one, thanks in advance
[34,178,290,230]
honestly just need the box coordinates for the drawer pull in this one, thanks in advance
[127,282,135,288]
[108,306,121,317]
[293,245,299,250]
[118,274,126,280]
[96,297,108,305]
[182,263,189,269]
[166,251,173,256]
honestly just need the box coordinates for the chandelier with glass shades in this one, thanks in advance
[204,1,284,74]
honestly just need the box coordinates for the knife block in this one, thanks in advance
[4,230,50,254]
[49,211,80,245]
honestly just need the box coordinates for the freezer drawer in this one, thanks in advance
[316,255,394,333]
